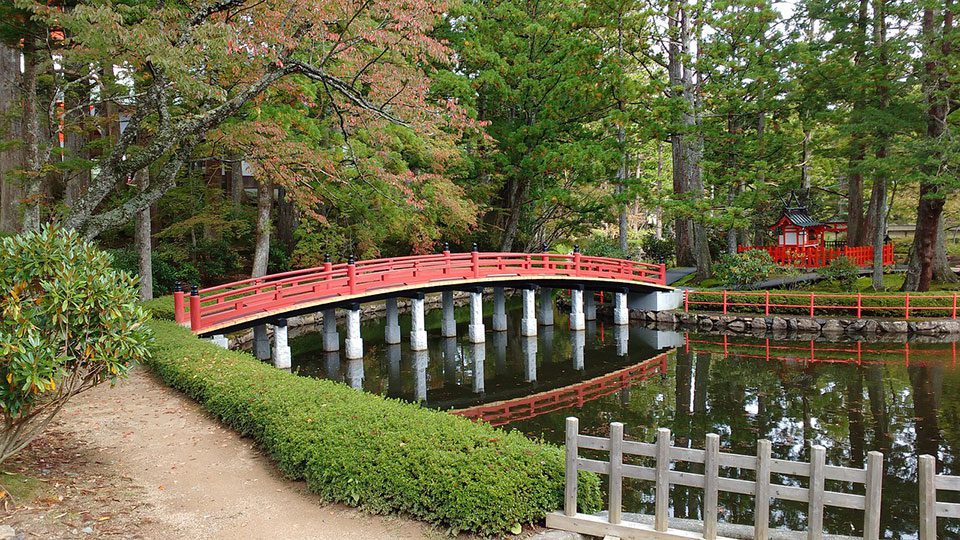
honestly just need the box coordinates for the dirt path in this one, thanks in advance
[2,367,437,539]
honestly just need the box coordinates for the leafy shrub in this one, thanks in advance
[141,295,176,321]
[713,250,779,289]
[820,256,861,291]
[640,235,675,264]
[0,226,151,464]
[145,320,602,534]
[580,233,629,259]
[108,246,200,293]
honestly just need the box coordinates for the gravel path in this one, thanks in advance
[2,366,436,540]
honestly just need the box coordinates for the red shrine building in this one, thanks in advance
[739,200,894,268]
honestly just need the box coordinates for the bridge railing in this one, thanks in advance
[174,251,666,332]
[549,418,884,540]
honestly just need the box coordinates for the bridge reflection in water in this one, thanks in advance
[290,300,960,538]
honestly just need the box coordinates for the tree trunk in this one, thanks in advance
[847,0,871,247]
[871,0,888,291]
[277,185,298,254]
[230,154,244,210]
[135,168,153,300]
[655,141,664,240]
[0,44,24,234]
[252,176,273,278]
[499,177,529,252]
[905,2,953,292]
[20,39,42,231]
[934,216,958,282]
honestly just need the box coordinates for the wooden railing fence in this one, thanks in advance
[547,417,884,540]
[919,454,960,540]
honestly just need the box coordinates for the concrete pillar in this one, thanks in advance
[410,296,428,351]
[522,335,538,382]
[492,287,507,332]
[253,324,271,360]
[614,324,628,357]
[585,292,597,320]
[272,319,292,369]
[571,330,585,371]
[468,290,485,343]
[387,344,401,395]
[324,351,341,380]
[471,343,485,394]
[345,304,363,359]
[346,358,364,389]
[384,298,401,344]
[322,309,339,352]
[211,334,229,349]
[538,287,554,326]
[614,291,629,325]
[492,330,507,374]
[520,288,537,336]
[570,287,585,331]
[441,290,456,337]
[413,349,429,402]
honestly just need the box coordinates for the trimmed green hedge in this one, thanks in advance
[141,295,176,321]
[145,319,601,534]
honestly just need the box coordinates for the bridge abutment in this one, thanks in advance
[384,298,401,344]
[410,295,428,351]
[322,309,339,352]
[468,290,485,343]
[211,334,229,348]
[345,304,363,359]
[272,319,292,369]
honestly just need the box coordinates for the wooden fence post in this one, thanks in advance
[684,289,689,313]
[810,292,815,318]
[608,422,624,525]
[919,454,936,540]
[953,292,957,319]
[857,292,862,319]
[905,292,911,320]
[863,451,883,540]
[704,433,720,540]
[189,285,201,331]
[722,290,728,315]
[755,439,771,538]
[808,445,826,540]
[564,417,579,517]
[765,290,770,316]
[655,428,671,531]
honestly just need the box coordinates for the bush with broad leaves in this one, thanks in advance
[0,226,151,465]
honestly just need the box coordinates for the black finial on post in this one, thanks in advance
[573,245,580,254]
[324,253,331,263]
[190,284,199,296]
[542,242,549,252]
[472,242,478,252]
[174,281,182,293]
[443,241,450,252]
[348,254,355,264]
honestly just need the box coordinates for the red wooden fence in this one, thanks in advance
[175,251,666,333]
[737,243,894,268]
[684,289,960,320]
[454,352,669,426]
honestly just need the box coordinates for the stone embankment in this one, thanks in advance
[630,309,960,337]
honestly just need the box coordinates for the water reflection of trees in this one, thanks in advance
[510,337,960,538]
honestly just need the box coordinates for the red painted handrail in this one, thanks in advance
[683,289,960,321]
[737,243,894,268]
[177,252,667,332]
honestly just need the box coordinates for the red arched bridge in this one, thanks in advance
[175,250,671,336]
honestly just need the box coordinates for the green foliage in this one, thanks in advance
[580,233,629,259]
[108,247,201,293]
[140,295,176,321]
[0,226,151,462]
[820,256,861,291]
[641,235,675,264]
[145,320,602,534]
[713,250,779,289]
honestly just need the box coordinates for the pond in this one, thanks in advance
[288,298,960,539]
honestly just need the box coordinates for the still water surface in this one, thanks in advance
[289,300,960,539]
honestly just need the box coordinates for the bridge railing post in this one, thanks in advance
[347,255,357,295]
[443,242,451,276]
[572,245,581,276]
[173,282,186,324]
[471,243,480,278]
[659,263,666,284]
[189,285,201,331]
